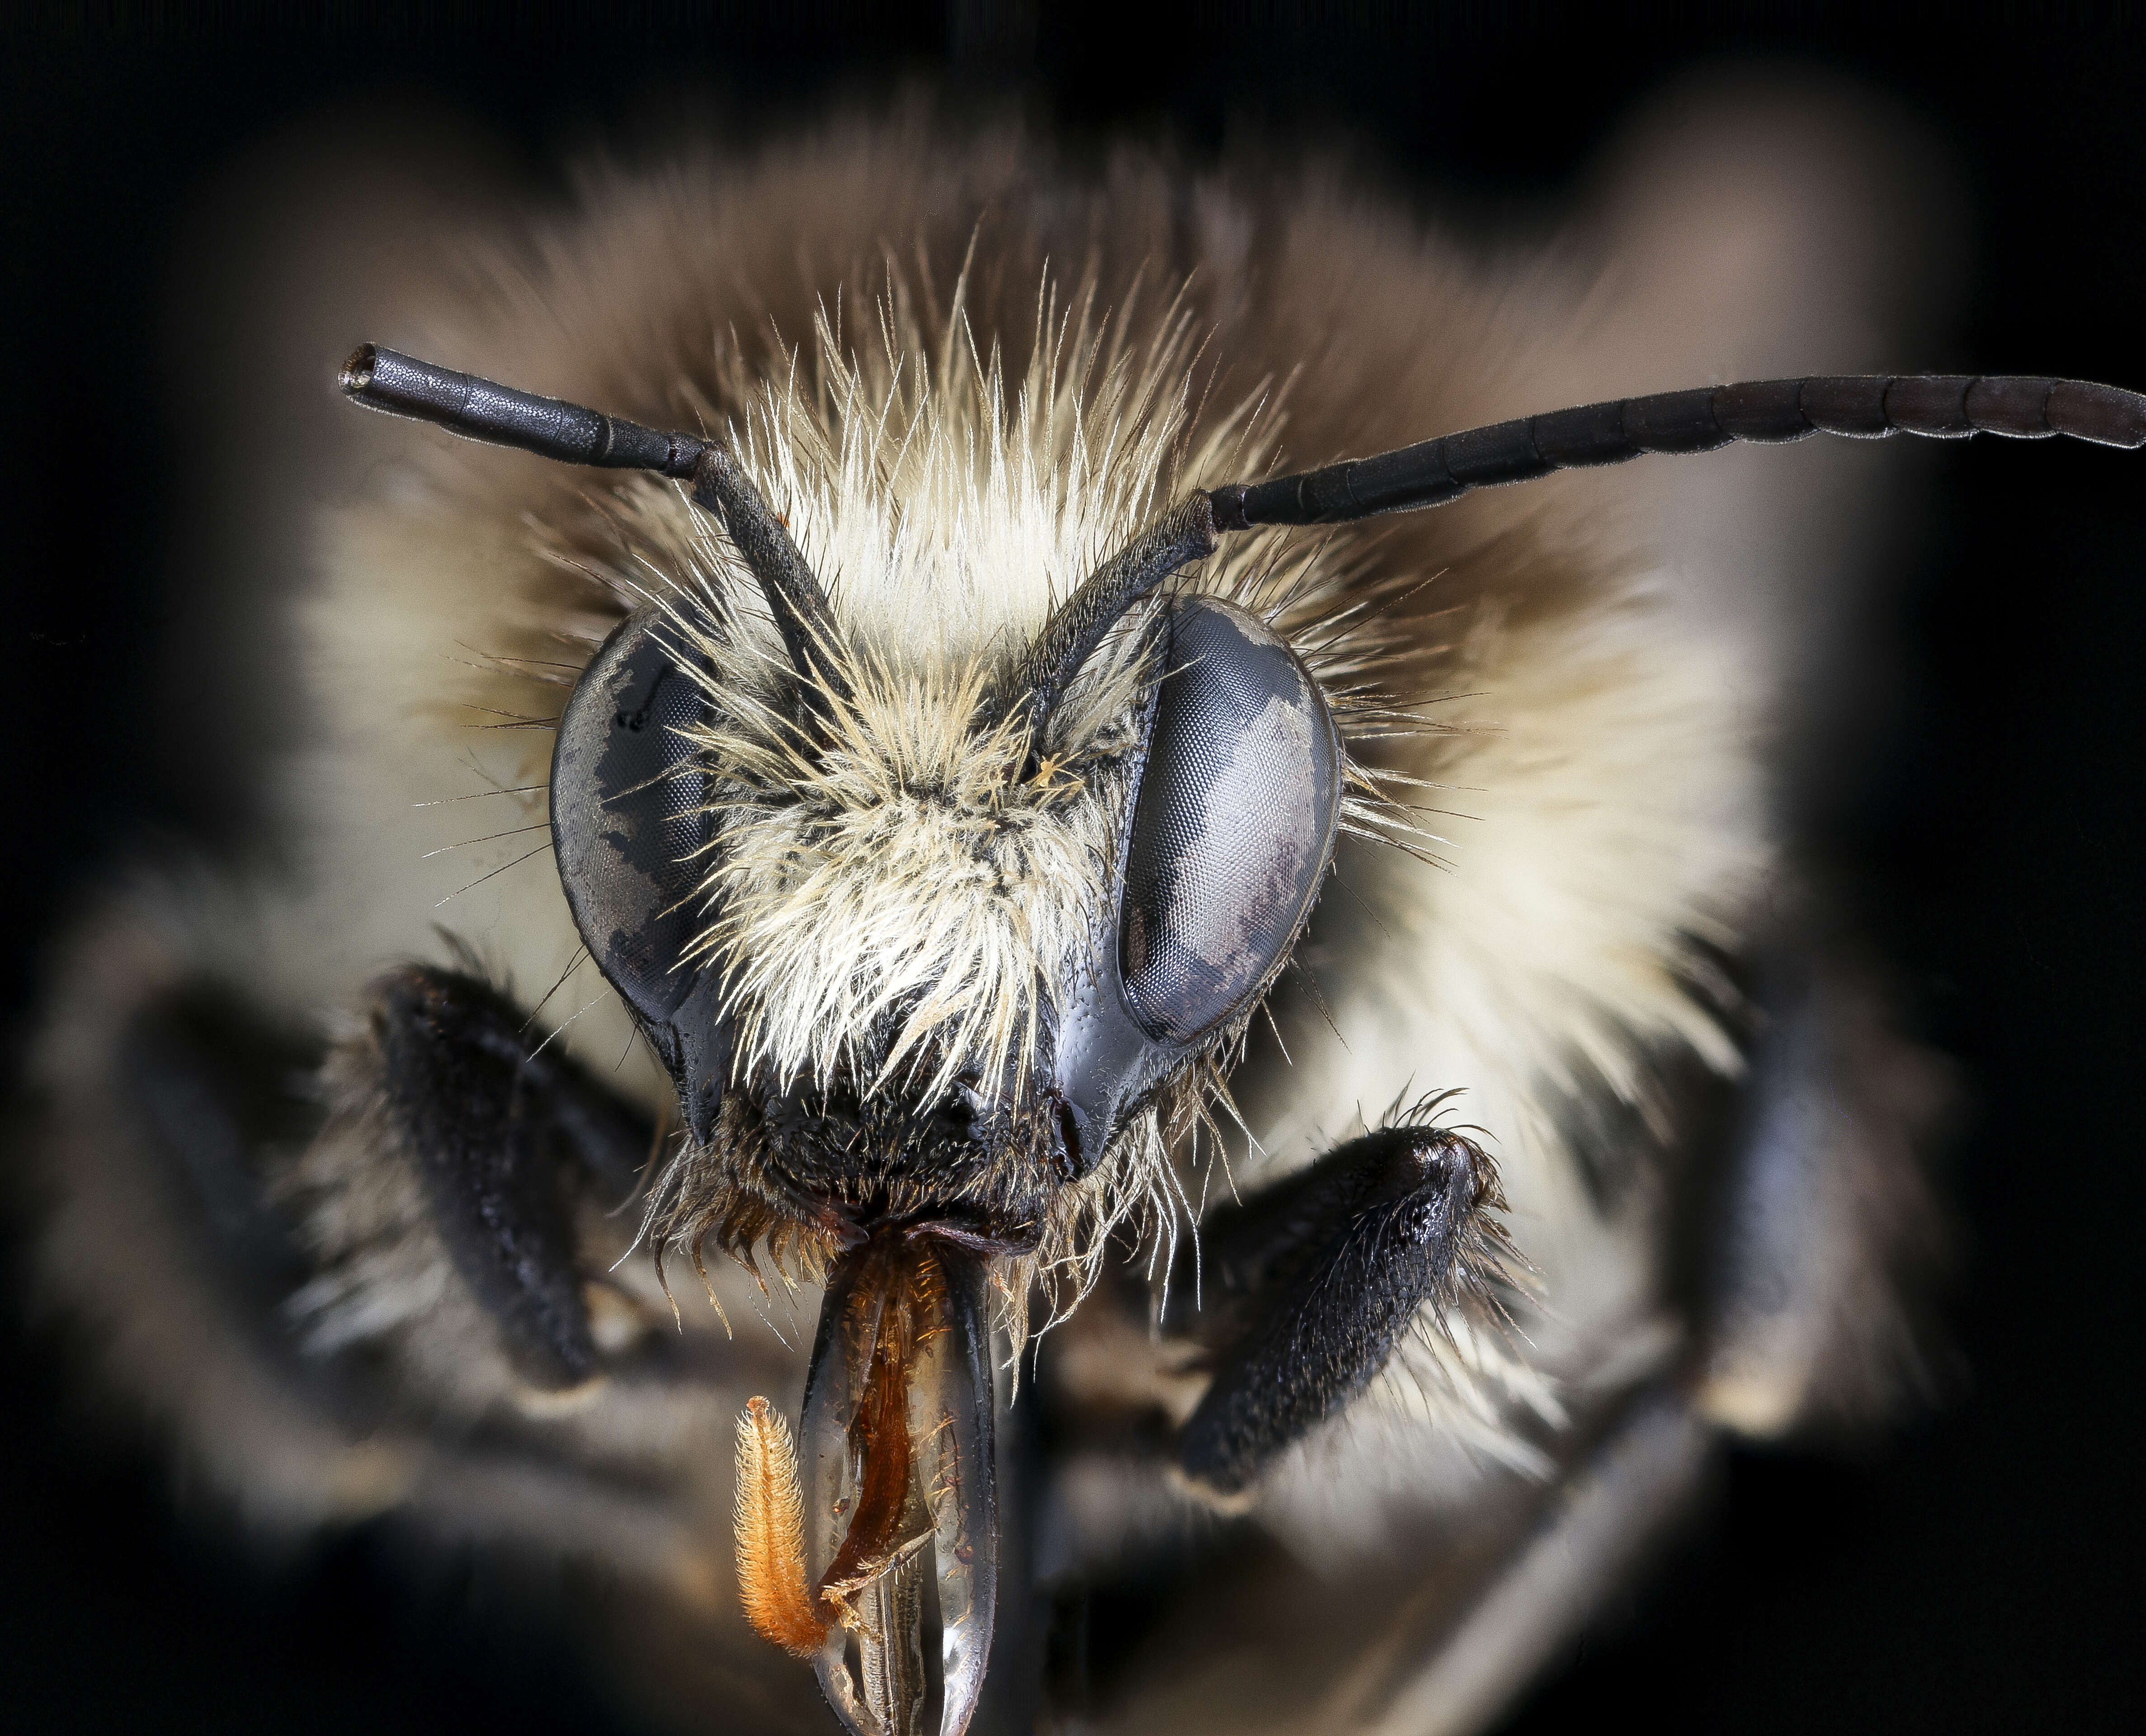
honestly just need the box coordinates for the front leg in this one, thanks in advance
[371,964,651,1391]
[1173,1120,1507,1501]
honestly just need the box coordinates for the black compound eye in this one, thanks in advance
[551,609,731,1141]
[1118,597,1341,1043]
[552,609,711,1020]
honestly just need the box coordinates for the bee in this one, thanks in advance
[21,105,2141,1736]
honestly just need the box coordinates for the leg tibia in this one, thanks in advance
[1176,1124,1496,1499]
[371,965,651,1390]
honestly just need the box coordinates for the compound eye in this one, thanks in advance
[552,609,714,1021]
[1118,597,1341,1043]
[551,609,731,1139]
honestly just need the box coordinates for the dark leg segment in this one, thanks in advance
[371,965,652,1390]
[118,982,324,1304]
[1174,1125,1495,1499]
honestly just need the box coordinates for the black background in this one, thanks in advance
[4,4,2143,1731]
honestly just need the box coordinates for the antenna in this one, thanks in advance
[341,345,846,702]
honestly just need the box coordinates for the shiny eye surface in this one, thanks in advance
[1118,596,1341,1043]
[551,609,732,1140]
[551,608,714,1024]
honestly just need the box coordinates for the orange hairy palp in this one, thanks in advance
[734,1235,943,1661]
[733,1396,828,1656]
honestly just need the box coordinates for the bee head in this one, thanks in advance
[520,365,1341,1736]
[548,478,1341,1271]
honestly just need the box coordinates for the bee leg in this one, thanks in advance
[369,964,652,1391]
[116,979,326,1302]
[1696,947,1952,1435]
[1171,1125,1496,1501]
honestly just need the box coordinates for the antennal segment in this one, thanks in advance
[340,344,846,704]
[1207,374,2146,530]
[342,344,707,477]
[1000,492,1217,759]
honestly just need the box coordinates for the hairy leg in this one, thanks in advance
[116,980,324,1298]
[369,964,651,1391]
[1174,1123,1503,1499]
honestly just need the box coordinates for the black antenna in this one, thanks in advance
[1205,374,2146,530]
[1001,493,1217,757]
[1012,371,2144,761]
[340,345,845,701]
[344,351,2143,755]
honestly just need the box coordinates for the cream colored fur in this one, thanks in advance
[26,86,1946,1736]
[255,98,1921,1481]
